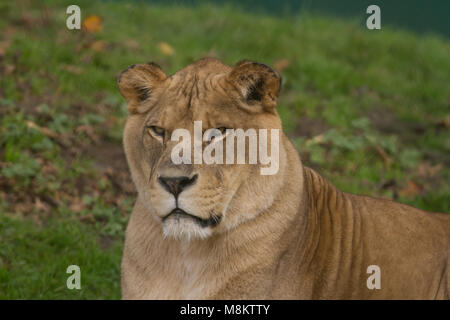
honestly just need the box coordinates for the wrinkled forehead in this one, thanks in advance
[168,69,229,104]
[156,70,239,128]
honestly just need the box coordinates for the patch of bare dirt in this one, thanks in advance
[290,116,330,139]
[84,140,135,196]
[367,107,427,137]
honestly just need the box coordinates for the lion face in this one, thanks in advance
[118,58,286,240]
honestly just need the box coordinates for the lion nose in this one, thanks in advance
[158,174,198,197]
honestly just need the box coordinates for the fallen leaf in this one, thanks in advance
[34,197,50,213]
[70,198,86,213]
[124,39,140,50]
[26,120,58,139]
[273,59,290,72]
[374,145,392,169]
[398,180,423,197]
[82,15,103,33]
[0,40,11,57]
[4,64,15,75]
[88,40,106,52]
[157,42,174,56]
[305,133,325,146]
[61,64,84,75]
[417,162,443,178]
[435,115,450,129]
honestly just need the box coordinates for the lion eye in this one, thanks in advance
[147,126,165,139]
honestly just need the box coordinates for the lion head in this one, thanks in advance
[118,58,288,240]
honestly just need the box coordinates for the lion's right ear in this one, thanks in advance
[117,62,166,113]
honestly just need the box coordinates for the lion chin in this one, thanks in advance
[162,216,212,241]
[160,208,219,240]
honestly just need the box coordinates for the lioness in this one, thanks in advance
[118,58,449,299]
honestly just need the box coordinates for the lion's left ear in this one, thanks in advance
[227,60,281,109]
[117,62,166,113]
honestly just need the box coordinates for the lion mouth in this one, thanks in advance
[162,208,221,228]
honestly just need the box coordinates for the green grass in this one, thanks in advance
[0,0,449,299]
[0,215,122,299]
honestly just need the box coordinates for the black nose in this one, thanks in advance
[158,174,198,197]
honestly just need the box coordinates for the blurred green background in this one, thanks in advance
[0,0,449,299]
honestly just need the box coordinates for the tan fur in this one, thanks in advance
[118,58,450,299]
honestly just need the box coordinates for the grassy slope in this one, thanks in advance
[0,0,449,299]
